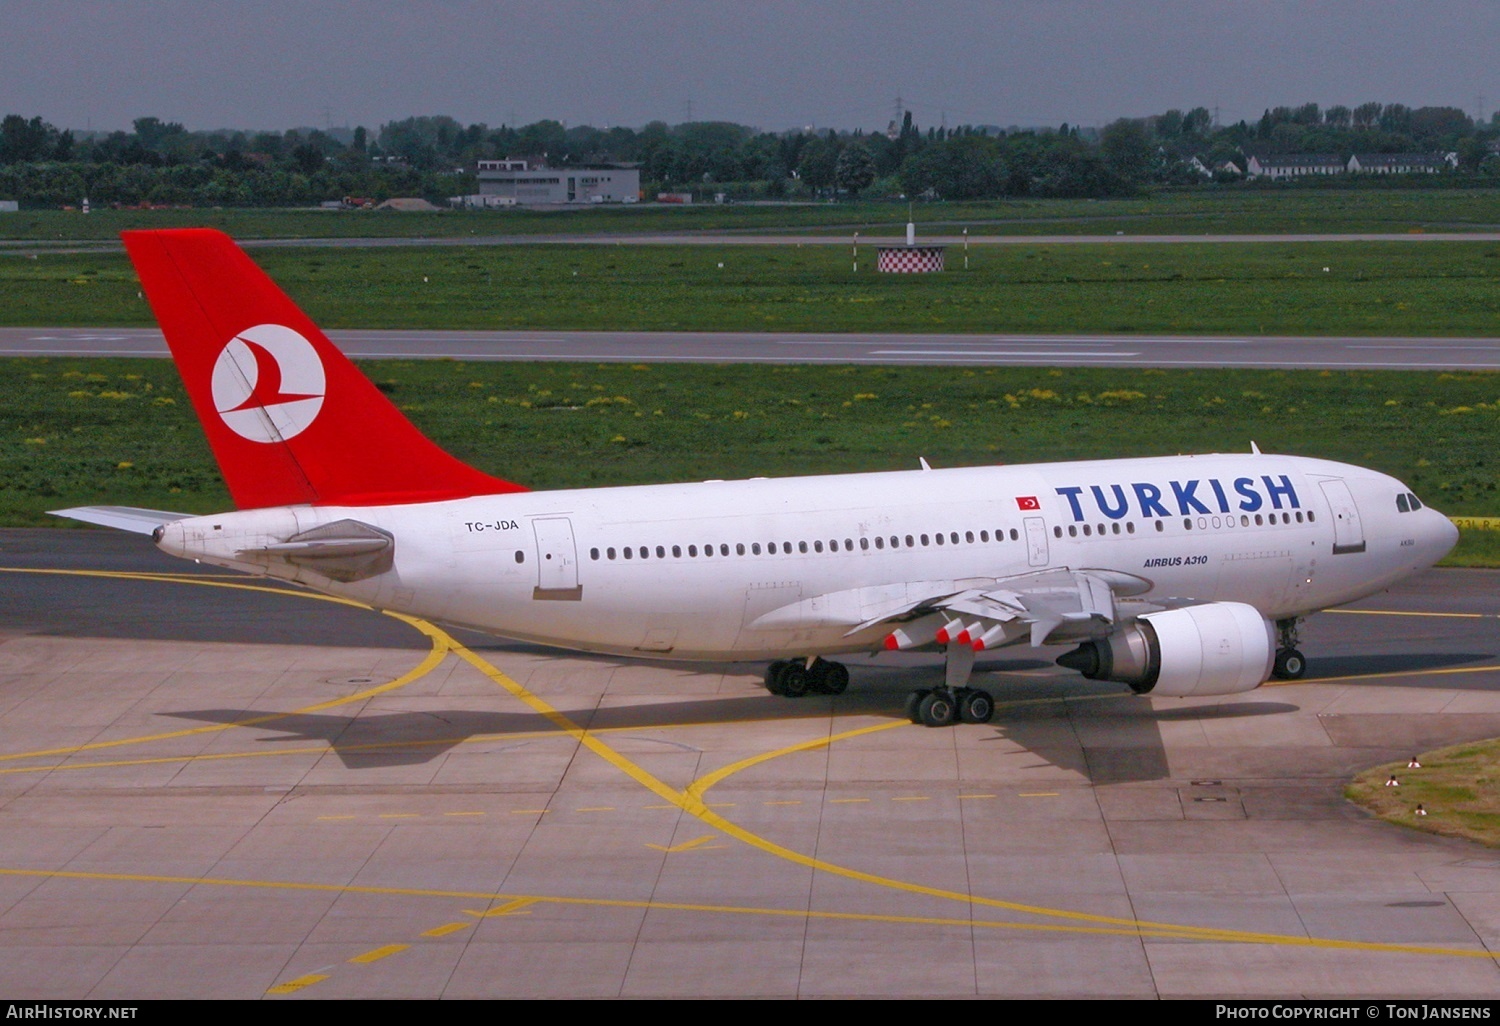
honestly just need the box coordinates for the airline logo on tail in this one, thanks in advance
[210,324,326,443]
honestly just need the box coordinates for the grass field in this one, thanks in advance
[7,240,1500,336]
[4,189,1500,242]
[1348,741,1500,849]
[5,356,1496,563]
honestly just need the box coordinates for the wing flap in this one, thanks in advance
[752,567,1156,652]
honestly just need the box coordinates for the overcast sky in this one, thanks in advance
[7,1,1499,135]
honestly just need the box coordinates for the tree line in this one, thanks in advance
[2,102,1497,209]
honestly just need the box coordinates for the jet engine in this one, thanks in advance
[1056,602,1274,697]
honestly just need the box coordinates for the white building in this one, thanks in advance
[1347,153,1456,174]
[475,161,640,204]
[1244,154,1346,179]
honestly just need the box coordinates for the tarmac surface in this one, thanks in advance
[8,231,1500,257]
[2,528,1500,998]
[5,326,1500,370]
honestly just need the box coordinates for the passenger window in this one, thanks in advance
[607,547,616,560]
[515,550,526,563]
[1009,529,1019,541]
[1154,521,1164,533]
[688,545,697,557]
[1053,526,1062,538]
[656,546,665,558]
[814,541,823,553]
[590,548,599,560]
[752,543,761,555]
[905,535,915,547]
[736,543,745,555]
[935,533,945,546]
[720,544,729,556]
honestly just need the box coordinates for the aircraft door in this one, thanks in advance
[532,516,583,600]
[1318,479,1366,555]
[1024,516,1050,567]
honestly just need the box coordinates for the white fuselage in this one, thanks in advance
[156,452,1457,661]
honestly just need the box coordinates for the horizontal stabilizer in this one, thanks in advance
[49,505,192,535]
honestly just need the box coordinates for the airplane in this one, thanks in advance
[55,228,1460,727]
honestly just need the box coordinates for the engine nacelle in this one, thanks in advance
[1056,602,1275,697]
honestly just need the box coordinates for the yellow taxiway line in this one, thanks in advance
[3,565,1497,965]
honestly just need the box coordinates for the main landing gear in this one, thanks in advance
[1272,617,1308,680]
[764,658,850,697]
[763,646,995,729]
[904,641,994,728]
[903,686,994,727]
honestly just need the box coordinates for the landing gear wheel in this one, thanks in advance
[1273,648,1307,680]
[958,688,994,724]
[818,661,850,695]
[780,662,810,698]
[918,690,957,728]
[904,689,931,723]
[765,660,789,695]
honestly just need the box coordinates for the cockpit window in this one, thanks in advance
[1408,492,1423,510]
[1396,493,1410,513]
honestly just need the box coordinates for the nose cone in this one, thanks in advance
[1423,509,1460,565]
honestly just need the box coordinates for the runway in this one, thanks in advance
[8,231,1500,257]
[2,529,1499,998]
[5,326,1500,370]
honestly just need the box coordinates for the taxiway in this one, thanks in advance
[2,530,1499,997]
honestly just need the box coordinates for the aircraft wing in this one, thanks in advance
[49,505,192,535]
[748,567,1158,651]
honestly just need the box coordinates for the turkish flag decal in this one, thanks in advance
[1016,496,1041,510]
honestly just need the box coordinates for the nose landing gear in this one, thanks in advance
[1272,618,1308,680]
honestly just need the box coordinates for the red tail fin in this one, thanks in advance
[123,228,525,509]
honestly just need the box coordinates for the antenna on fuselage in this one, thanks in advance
[919,457,933,471]
[1250,441,1262,455]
